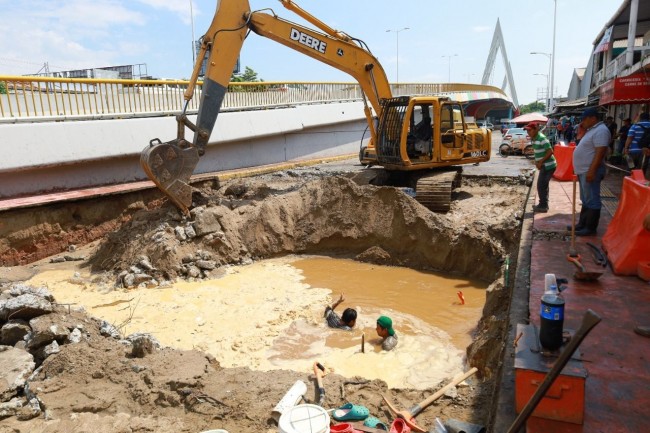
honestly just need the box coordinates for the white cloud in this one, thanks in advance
[0,1,157,74]
[137,0,200,25]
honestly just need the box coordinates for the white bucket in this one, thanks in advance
[278,404,330,433]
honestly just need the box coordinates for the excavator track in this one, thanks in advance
[414,170,462,213]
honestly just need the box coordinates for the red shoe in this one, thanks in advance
[389,418,412,433]
[330,422,362,433]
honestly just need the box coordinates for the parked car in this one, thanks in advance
[499,128,533,158]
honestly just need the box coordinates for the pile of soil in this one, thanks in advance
[1,162,531,433]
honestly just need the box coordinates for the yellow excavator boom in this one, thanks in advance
[141,0,393,214]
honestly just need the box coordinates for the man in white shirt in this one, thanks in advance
[572,107,610,236]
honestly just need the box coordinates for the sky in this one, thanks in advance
[0,0,621,106]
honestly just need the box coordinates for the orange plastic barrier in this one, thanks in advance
[602,177,650,275]
[631,169,648,184]
[552,145,575,181]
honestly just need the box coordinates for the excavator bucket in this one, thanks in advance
[140,138,200,215]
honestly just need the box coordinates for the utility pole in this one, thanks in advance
[442,54,458,82]
[190,0,196,66]
[386,27,410,85]
[550,0,557,112]
[531,52,552,112]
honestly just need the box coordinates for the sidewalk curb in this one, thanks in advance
[489,170,537,431]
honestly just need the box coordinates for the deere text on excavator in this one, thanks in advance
[140,0,491,215]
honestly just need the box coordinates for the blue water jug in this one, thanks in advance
[539,285,564,350]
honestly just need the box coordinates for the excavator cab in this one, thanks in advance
[369,96,489,169]
[406,103,434,160]
[362,96,490,212]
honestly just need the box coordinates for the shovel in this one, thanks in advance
[567,255,603,281]
[382,367,478,432]
[313,361,326,406]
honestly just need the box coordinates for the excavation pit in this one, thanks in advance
[0,162,532,433]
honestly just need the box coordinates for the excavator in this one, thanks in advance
[140,0,491,215]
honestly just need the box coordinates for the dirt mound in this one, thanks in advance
[91,176,521,285]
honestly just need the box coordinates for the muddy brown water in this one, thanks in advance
[294,257,487,350]
[23,255,486,390]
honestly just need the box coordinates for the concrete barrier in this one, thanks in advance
[0,101,368,198]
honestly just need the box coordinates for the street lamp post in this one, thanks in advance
[189,0,196,65]
[466,73,476,83]
[442,54,458,82]
[386,27,410,84]
[531,1,557,112]
[531,51,552,112]
[550,0,557,112]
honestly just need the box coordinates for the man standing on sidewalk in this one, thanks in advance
[525,122,557,213]
[623,112,650,170]
[572,107,610,236]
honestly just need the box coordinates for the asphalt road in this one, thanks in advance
[464,130,535,178]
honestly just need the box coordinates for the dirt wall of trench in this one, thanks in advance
[89,176,519,283]
[0,192,165,267]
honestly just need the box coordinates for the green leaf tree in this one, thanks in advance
[520,101,546,114]
[231,66,260,83]
[230,66,264,91]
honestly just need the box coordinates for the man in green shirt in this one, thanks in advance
[525,123,557,213]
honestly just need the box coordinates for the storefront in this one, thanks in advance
[599,72,650,122]
[600,73,650,105]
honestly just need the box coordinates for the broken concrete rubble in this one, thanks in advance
[0,346,35,402]
[0,320,30,346]
[0,294,54,321]
[0,283,168,425]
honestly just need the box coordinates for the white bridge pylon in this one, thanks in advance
[481,19,519,108]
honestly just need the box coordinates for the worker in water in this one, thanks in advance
[324,293,357,330]
[376,315,398,351]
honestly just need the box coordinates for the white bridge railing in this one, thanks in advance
[0,76,510,124]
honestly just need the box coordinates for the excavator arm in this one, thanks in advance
[141,0,392,214]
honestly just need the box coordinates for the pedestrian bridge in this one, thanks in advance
[0,76,513,199]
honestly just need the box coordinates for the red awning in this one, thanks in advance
[600,73,650,105]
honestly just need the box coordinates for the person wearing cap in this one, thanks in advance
[376,315,398,351]
[324,293,357,330]
[525,123,557,213]
[572,107,610,236]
